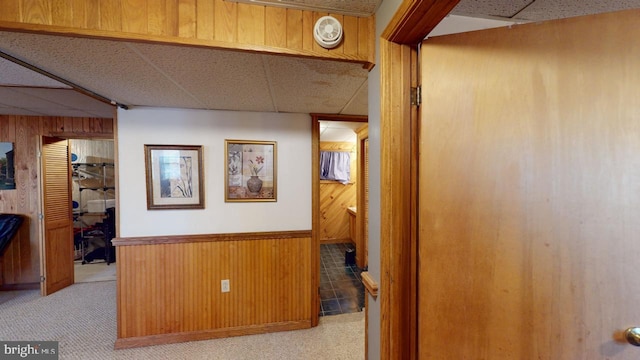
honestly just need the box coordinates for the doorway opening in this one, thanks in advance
[313,114,368,318]
[70,139,116,284]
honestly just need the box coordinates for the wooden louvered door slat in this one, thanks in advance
[40,136,73,295]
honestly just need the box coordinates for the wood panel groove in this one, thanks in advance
[113,229,311,245]
[115,233,312,347]
[319,142,357,243]
[0,0,375,66]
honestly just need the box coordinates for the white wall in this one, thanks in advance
[117,107,311,237]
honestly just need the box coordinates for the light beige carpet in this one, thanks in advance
[0,281,365,359]
[74,261,116,283]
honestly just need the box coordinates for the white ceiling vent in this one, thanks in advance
[314,16,343,49]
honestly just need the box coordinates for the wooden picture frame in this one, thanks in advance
[144,144,204,210]
[225,140,277,202]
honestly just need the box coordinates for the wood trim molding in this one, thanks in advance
[356,124,368,268]
[0,21,374,69]
[115,320,311,349]
[112,230,312,246]
[361,272,378,298]
[310,113,369,123]
[311,117,320,327]
[41,132,114,139]
[378,1,461,358]
[381,0,461,44]
[379,38,415,360]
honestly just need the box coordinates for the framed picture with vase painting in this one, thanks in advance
[225,140,277,202]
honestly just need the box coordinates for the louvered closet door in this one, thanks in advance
[40,137,73,295]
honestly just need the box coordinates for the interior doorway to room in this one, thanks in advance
[70,139,116,284]
[313,114,368,318]
[39,137,116,296]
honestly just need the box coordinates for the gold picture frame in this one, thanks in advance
[144,144,204,210]
[225,140,277,202]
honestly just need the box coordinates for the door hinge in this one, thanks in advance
[411,86,421,107]
[40,276,45,282]
[38,213,44,220]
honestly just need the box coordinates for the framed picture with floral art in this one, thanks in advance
[225,140,277,202]
[144,144,204,209]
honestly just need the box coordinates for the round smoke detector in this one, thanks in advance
[313,16,343,49]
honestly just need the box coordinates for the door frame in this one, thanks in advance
[378,1,461,358]
[37,113,118,296]
[310,113,367,327]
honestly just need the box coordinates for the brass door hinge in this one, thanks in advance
[411,86,421,107]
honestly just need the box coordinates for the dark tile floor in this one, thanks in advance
[320,242,365,317]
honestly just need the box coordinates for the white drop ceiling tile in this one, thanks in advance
[0,105,44,116]
[515,0,640,21]
[32,108,101,117]
[320,127,356,142]
[452,0,533,18]
[0,57,69,88]
[131,43,275,112]
[0,87,65,108]
[340,79,368,115]
[11,88,114,114]
[265,56,368,114]
[325,121,365,131]
[0,32,203,109]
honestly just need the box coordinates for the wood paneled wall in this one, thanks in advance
[0,217,32,288]
[113,230,312,348]
[0,115,113,288]
[319,141,356,243]
[355,125,368,268]
[0,0,375,67]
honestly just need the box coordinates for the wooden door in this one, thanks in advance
[418,12,640,359]
[40,136,74,295]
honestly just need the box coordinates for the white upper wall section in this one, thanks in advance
[428,14,521,38]
[117,107,311,237]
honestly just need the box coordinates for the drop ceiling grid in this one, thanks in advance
[514,0,640,21]
[23,88,114,117]
[452,0,533,18]
[264,56,369,114]
[0,87,69,110]
[452,0,640,21]
[0,87,111,117]
[131,43,276,112]
[320,127,357,142]
[0,57,69,88]
[0,32,205,109]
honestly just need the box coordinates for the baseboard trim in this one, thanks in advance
[0,282,39,291]
[114,320,312,349]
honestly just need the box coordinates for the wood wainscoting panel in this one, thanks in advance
[114,231,313,348]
